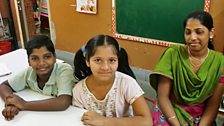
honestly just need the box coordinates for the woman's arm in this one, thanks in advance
[199,83,224,126]
[157,76,180,126]
[5,94,72,111]
[82,96,152,126]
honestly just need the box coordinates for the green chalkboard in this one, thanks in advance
[115,0,206,44]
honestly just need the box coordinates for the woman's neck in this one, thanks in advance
[187,46,209,73]
[187,47,209,59]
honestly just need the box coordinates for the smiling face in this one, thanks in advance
[184,18,214,52]
[86,45,118,83]
[29,46,56,78]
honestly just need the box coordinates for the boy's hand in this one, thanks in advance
[5,94,26,110]
[81,111,106,126]
[2,105,19,121]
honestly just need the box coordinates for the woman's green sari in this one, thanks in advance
[150,45,224,125]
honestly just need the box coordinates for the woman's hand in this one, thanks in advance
[2,105,19,121]
[5,94,27,110]
[81,111,106,126]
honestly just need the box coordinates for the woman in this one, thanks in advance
[150,11,224,126]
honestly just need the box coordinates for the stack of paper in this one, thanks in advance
[0,63,11,77]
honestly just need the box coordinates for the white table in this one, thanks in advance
[0,49,86,126]
[0,89,86,126]
[0,89,85,126]
[0,49,29,84]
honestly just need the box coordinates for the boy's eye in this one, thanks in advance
[30,56,38,61]
[44,55,52,60]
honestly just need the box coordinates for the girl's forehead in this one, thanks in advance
[93,45,117,56]
[95,45,116,51]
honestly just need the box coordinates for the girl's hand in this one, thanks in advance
[2,105,19,121]
[81,111,106,126]
[5,94,27,110]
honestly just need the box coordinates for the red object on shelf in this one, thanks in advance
[0,41,11,55]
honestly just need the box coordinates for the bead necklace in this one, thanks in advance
[188,48,209,68]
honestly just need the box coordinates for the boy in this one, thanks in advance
[0,35,75,121]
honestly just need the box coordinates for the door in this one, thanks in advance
[14,0,51,48]
[0,0,20,49]
[14,0,27,48]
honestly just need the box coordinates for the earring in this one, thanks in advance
[209,37,213,42]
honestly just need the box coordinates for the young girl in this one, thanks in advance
[72,35,152,126]
[0,35,75,121]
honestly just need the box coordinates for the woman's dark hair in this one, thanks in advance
[74,34,135,80]
[183,11,214,50]
[26,35,55,57]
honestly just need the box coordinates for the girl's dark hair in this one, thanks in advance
[26,35,55,57]
[183,11,214,50]
[74,34,135,80]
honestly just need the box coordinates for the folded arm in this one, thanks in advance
[0,81,14,102]
[82,96,152,126]
[6,94,72,111]
[0,81,19,121]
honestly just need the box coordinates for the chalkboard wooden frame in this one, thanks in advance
[112,0,211,46]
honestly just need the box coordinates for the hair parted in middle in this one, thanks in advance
[183,10,214,50]
[74,34,135,80]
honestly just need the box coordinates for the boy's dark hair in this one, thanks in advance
[26,35,55,57]
[183,11,214,50]
[74,34,135,80]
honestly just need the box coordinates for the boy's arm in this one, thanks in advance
[25,95,72,111]
[0,81,14,101]
[0,81,20,121]
[7,94,72,111]
[2,105,19,121]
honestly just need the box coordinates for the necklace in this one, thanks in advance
[188,48,209,68]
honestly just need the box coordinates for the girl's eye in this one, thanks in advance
[94,58,102,63]
[109,58,117,63]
